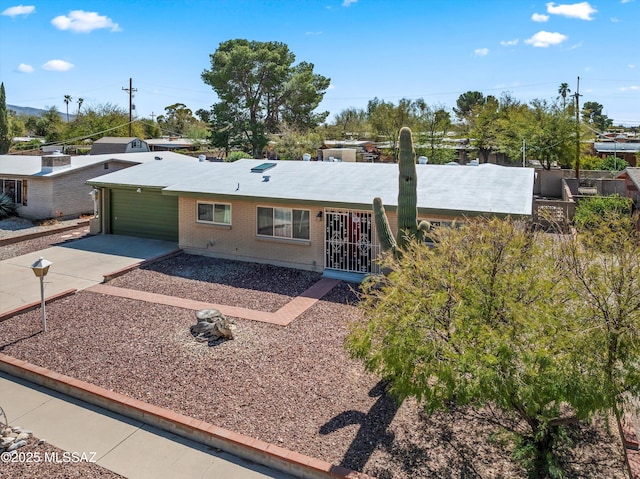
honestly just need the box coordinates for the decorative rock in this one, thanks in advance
[10,426,22,433]
[37,438,46,445]
[195,309,224,322]
[0,436,15,447]
[2,427,13,436]
[16,432,30,440]
[7,439,27,451]
[191,310,236,342]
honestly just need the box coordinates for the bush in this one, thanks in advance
[0,193,17,219]
[225,151,252,162]
[573,195,632,230]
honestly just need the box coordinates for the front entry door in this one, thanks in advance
[325,209,378,273]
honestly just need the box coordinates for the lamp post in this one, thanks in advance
[30,257,52,332]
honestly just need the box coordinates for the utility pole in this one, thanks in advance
[122,78,137,136]
[522,138,526,167]
[573,76,582,179]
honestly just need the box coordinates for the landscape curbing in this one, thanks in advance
[0,220,90,247]
[0,289,77,322]
[0,353,373,479]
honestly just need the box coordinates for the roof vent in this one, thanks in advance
[263,175,270,182]
[155,156,163,160]
[198,154,206,162]
[251,162,277,173]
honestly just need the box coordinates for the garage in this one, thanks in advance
[109,188,178,242]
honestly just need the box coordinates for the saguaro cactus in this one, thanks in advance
[373,127,429,256]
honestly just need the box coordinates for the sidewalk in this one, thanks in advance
[0,371,295,479]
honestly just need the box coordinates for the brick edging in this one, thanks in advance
[0,289,77,322]
[0,354,372,479]
[0,221,90,247]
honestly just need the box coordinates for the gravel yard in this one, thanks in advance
[0,228,629,478]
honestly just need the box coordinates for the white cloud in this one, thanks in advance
[621,0,633,3]
[611,17,620,22]
[525,31,568,47]
[532,13,549,22]
[17,63,34,73]
[42,59,74,71]
[629,64,636,69]
[1,5,35,17]
[51,10,121,33]
[474,48,489,56]
[619,85,640,91]
[342,0,357,6]
[305,31,323,35]
[500,39,519,46]
[546,2,597,20]
[328,84,336,90]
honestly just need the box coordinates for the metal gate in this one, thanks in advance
[325,209,380,273]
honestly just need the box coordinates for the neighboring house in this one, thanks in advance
[90,137,149,155]
[0,151,189,220]
[87,159,534,277]
[616,167,640,207]
[146,137,201,152]
[592,139,640,167]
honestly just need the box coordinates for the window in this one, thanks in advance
[197,202,231,225]
[1,179,25,205]
[257,207,309,240]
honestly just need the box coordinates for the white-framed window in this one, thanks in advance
[197,201,231,225]
[257,206,309,240]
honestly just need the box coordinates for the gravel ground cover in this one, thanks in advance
[0,248,627,478]
[0,218,90,261]
[109,253,323,312]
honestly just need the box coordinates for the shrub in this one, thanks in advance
[0,192,17,219]
[225,150,252,162]
[573,195,632,230]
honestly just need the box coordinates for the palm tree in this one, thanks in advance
[63,95,72,122]
[558,83,571,109]
[77,97,84,116]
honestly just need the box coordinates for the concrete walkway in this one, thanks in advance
[0,235,179,317]
[0,372,295,479]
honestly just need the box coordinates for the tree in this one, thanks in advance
[202,39,330,158]
[330,107,368,139]
[347,217,634,478]
[156,103,204,137]
[63,103,145,141]
[453,90,485,122]
[367,97,415,162]
[582,101,612,132]
[0,83,10,154]
[77,98,84,116]
[413,100,453,164]
[557,83,571,109]
[63,94,72,122]
[467,95,499,163]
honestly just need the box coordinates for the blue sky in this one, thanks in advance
[1,1,639,126]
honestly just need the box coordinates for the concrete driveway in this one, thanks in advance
[0,235,179,317]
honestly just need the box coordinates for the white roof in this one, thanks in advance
[88,159,534,216]
[0,151,191,177]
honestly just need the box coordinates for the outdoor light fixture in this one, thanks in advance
[136,188,142,193]
[30,257,52,333]
[316,211,323,220]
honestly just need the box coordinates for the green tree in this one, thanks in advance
[557,82,571,109]
[63,94,72,122]
[0,83,10,154]
[270,125,322,160]
[156,103,202,137]
[453,90,485,122]
[348,217,629,478]
[413,100,453,164]
[330,107,368,139]
[63,103,145,141]
[467,95,499,163]
[76,97,84,116]
[367,97,415,161]
[202,39,329,158]
[582,101,613,132]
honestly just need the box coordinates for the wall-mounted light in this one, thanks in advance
[316,211,323,221]
[136,188,142,193]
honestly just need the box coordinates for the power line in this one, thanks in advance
[122,78,137,137]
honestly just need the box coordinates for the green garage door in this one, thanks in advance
[110,189,178,242]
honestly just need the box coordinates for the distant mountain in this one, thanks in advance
[7,104,73,120]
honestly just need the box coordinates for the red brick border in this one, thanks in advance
[0,353,372,479]
[0,221,90,247]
